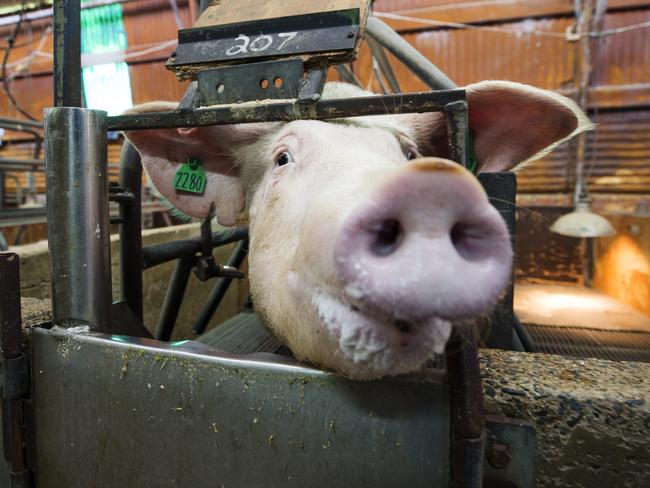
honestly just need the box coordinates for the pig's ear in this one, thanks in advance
[123,102,271,226]
[409,81,592,173]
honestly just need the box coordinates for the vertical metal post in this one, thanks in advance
[44,108,112,332]
[0,171,5,209]
[155,255,194,341]
[53,0,82,107]
[478,173,516,350]
[119,142,143,322]
[445,100,469,168]
[446,328,485,488]
[444,94,485,488]
[0,253,33,486]
[193,239,249,335]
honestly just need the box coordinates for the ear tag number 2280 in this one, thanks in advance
[174,157,206,195]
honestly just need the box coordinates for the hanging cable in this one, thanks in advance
[1,0,37,121]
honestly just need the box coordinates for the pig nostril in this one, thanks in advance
[450,222,473,260]
[450,221,489,261]
[370,219,402,257]
[394,320,411,333]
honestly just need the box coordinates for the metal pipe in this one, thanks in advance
[445,327,485,488]
[192,239,249,335]
[143,226,249,269]
[0,253,33,484]
[0,158,44,169]
[0,117,42,129]
[366,36,401,93]
[119,141,144,322]
[0,121,43,159]
[45,107,112,332]
[155,255,194,341]
[53,0,82,107]
[334,64,363,88]
[445,100,469,168]
[365,16,455,91]
[4,174,22,206]
[107,90,465,131]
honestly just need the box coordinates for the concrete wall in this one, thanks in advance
[12,223,248,340]
[482,349,650,488]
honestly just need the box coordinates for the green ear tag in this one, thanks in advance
[467,130,480,174]
[174,157,207,195]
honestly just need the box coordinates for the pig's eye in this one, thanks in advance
[275,151,294,167]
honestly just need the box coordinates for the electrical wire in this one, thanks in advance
[374,11,650,39]
[1,0,37,121]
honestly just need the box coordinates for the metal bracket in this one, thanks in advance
[298,68,328,103]
[197,59,304,106]
[193,214,245,281]
[484,415,537,488]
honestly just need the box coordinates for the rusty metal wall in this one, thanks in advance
[0,0,649,195]
[361,1,650,194]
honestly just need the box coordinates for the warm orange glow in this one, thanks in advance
[531,292,615,315]
[595,235,650,317]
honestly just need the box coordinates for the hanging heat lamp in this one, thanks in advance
[551,0,615,238]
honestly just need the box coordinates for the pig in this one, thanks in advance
[124,81,590,380]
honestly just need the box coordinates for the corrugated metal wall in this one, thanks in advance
[0,0,648,196]
[360,1,650,194]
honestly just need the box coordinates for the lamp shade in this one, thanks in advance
[550,202,617,238]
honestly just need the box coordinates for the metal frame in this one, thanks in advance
[0,1,529,486]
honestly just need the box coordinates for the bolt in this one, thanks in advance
[347,31,355,38]
[170,51,177,58]
[487,443,512,469]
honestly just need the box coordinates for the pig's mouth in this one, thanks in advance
[312,292,452,378]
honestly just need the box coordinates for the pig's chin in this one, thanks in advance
[311,292,452,379]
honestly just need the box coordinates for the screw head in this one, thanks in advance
[487,443,512,469]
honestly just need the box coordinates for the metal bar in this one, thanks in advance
[0,254,22,363]
[334,64,362,88]
[0,159,44,170]
[143,227,248,270]
[365,16,455,91]
[4,175,22,207]
[53,0,82,107]
[478,173,516,350]
[193,239,249,335]
[45,107,112,332]
[445,100,469,168]
[108,192,135,204]
[445,327,485,488]
[0,117,42,129]
[0,123,43,159]
[118,141,144,322]
[154,255,194,341]
[0,253,33,485]
[106,91,466,131]
[366,36,401,93]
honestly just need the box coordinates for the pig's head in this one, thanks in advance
[125,81,590,379]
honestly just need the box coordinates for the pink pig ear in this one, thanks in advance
[464,81,592,172]
[405,81,592,173]
[123,102,271,226]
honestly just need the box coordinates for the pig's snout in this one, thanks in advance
[334,158,513,322]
